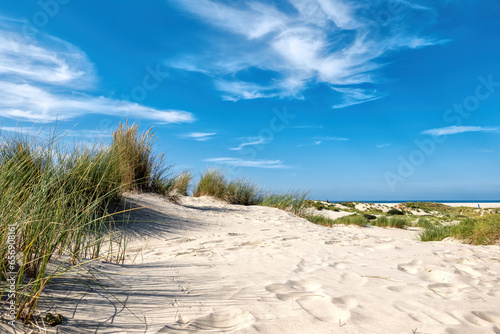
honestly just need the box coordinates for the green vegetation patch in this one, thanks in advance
[387,208,404,216]
[335,214,368,226]
[420,214,500,245]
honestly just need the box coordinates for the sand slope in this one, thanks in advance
[3,194,500,333]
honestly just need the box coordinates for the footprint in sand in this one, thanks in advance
[397,260,424,275]
[158,309,255,333]
[178,285,190,294]
[265,280,354,324]
[293,257,326,274]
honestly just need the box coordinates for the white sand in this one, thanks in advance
[3,194,500,333]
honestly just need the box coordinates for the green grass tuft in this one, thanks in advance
[419,215,500,245]
[193,168,227,198]
[260,191,309,215]
[193,169,264,206]
[335,214,368,226]
[0,122,178,322]
[301,213,336,227]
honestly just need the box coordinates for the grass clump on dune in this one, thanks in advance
[0,123,177,322]
[419,214,500,244]
[260,191,309,215]
[225,179,263,205]
[151,170,192,200]
[193,169,227,199]
[172,171,192,196]
[374,216,410,229]
[111,121,164,192]
[415,217,436,229]
[193,168,308,209]
[301,214,336,227]
[304,200,340,212]
[335,214,368,226]
[193,169,263,205]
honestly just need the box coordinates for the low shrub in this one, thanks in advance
[387,208,404,215]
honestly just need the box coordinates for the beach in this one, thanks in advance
[4,195,499,333]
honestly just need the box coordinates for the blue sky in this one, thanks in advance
[0,0,499,200]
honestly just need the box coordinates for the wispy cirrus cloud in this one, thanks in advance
[0,22,194,124]
[183,132,216,141]
[229,137,267,151]
[331,87,386,109]
[204,157,289,169]
[0,32,95,89]
[313,136,349,141]
[422,126,500,136]
[169,0,447,107]
[0,81,193,123]
[0,126,112,138]
[377,143,392,148]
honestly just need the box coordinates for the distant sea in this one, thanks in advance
[326,200,500,203]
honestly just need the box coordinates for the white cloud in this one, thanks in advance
[331,87,385,109]
[0,31,95,89]
[421,126,500,136]
[314,140,322,145]
[376,143,392,148]
[480,149,494,153]
[204,157,289,168]
[170,0,447,107]
[313,136,349,141]
[290,125,324,129]
[0,126,112,138]
[0,81,193,123]
[174,0,288,40]
[0,23,194,124]
[184,132,216,141]
[229,138,267,151]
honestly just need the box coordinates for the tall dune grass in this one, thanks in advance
[193,169,227,199]
[0,123,176,322]
[111,121,164,192]
[172,171,191,196]
[260,191,309,215]
[193,169,263,205]
[419,215,500,244]
[225,179,263,205]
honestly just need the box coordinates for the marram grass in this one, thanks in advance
[0,123,179,322]
[193,169,265,206]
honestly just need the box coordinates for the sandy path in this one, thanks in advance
[3,194,500,333]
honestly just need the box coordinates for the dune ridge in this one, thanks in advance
[4,194,500,333]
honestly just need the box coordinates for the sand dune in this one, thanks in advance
[444,203,500,208]
[4,194,500,333]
